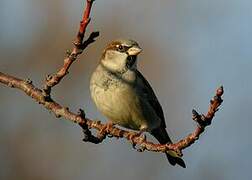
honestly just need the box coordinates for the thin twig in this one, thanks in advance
[43,0,98,95]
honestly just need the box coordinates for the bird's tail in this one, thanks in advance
[151,127,186,168]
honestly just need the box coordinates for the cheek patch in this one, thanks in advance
[103,50,128,73]
[106,50,116,59]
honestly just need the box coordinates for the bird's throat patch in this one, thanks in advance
[126,55,137,68]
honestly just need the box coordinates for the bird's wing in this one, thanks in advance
[135,70,166,128]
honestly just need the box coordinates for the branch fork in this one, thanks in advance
[43,0,98,95]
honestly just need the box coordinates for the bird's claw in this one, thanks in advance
[128,131,146,149]
[98,121,114,138]
[136,146,146,152]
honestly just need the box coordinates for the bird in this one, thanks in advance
[90,39,185,168]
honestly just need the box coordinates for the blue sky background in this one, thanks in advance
[0,0,251,180]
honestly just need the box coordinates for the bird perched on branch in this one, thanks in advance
[90,39,185,168]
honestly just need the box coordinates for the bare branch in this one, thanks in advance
[43,0,98,95]
[0,0,224,159]
[0,70,223,156]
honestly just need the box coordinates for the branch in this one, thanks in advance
[0,0,224,158]
[43,0,98,95]
[0,70,224,156]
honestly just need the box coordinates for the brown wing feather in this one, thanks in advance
[135,70,166,128]
[135,70,186,168]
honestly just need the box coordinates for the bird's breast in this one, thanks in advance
[90,65,161,131]
[90,68,145,130]
[91,82,136,127]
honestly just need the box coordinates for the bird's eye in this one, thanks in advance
[117,45,124,51]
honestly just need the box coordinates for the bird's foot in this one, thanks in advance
[128,130,146,149]
[98,121,114,138]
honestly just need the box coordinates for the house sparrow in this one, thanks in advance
[90,39,185,168]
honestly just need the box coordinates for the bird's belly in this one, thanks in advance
[91,84,146,130]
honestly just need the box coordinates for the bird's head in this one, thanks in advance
[100,39,142,73]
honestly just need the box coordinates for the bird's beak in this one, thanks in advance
[127,46,142,56]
